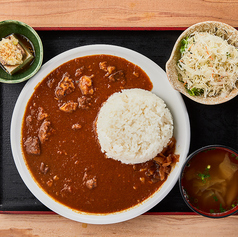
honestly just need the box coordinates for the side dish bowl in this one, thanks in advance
[0,20,43,83]
[166,21,238,105]
[179,145,238,218]
[11,45,190,224]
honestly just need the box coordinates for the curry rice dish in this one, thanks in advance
[21,54,179,214]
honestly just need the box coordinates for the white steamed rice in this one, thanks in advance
[96,88,173,164]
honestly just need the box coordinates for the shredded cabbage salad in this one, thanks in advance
[177,31,238,97]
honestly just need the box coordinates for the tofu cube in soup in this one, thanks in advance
[0,34,34,75]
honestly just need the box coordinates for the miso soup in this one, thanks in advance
[181,147,238,215]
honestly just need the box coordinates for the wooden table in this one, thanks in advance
[1,0,238,28]
[1,1,238,236]
[0,213,237,236]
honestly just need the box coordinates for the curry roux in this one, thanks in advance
[21,55,179,214]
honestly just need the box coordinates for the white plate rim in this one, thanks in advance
[10,44,190,224]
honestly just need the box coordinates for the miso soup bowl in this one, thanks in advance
[179,145,238,218]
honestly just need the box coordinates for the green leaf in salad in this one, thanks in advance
[180,37,189,54]
[186,87,204,96]
[178,73,184,82]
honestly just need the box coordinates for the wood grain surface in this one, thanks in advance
[0,214,237,237]
[0,0,238,28]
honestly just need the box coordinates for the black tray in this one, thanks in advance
[1,30,238,213]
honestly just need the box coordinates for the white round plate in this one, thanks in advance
[11,44,190,224]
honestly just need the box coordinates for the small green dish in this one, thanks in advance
[0,20,43,83]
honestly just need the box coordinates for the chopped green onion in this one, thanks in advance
[213,196,218,202]
[219,204,226,213]
[197,165,211,183]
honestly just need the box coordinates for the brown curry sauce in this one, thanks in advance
[22,55,179,214]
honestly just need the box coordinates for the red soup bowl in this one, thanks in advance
[179,145,238,218]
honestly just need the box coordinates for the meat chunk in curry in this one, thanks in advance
[40,162,49,174]
[37,107,48,121]
[99,61,116,76]
[72,123,82,130]
[79,75,94,95]
[108,70,125,83]
[78,96,91,109]
[75,66,85,77]
[85,177,97,190]
[24,136,41,155]
[59,100,78,113]
[55,73,75,99]
[38,120,52,144]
